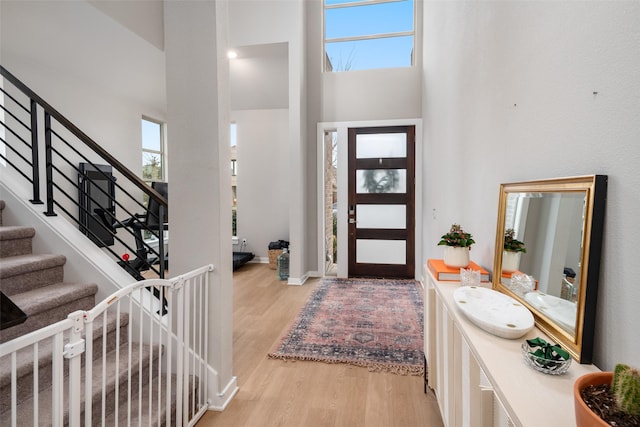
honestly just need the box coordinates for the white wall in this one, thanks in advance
[0,1,166,176]
[227,0,295,48]
[322,67,422,122]
[89,0,165,51]
[227,0,308,282]
[422,1,640,370]
[229,43,288,111]
[232,109,289,260]
[228,43,290,262]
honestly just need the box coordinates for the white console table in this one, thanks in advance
[423,267,600,427]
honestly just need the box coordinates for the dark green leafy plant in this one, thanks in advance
[525,337,570,371]
[438,223,475,248]
[504,228,526,253]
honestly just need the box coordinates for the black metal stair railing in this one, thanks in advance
[0,65,168,280]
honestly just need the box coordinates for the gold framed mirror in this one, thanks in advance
[492,175,607,363]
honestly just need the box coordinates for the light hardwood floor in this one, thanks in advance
[197,263,443,427]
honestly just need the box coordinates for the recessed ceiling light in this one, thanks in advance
[227,50,238,59]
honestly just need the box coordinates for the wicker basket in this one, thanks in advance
[268,249,283,270]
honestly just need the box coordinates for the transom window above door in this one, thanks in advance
[324,0,415,72]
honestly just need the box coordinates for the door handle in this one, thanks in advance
[349,218,357,224]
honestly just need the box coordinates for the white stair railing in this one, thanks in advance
[0,264,214,427]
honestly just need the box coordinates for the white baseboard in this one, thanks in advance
[206,370,239,411]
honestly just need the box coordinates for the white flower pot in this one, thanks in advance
[502,250,521,273]
[443,246,470,268]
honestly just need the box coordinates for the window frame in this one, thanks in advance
[323,0,416,72]
[141,116,166,183]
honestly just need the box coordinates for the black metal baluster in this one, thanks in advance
[158,204,166,279]
[29,99,43,204]
[43,112,56,216]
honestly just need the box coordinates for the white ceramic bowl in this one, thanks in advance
[453,286,534,339]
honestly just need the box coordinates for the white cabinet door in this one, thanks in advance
[425,276,437,389]
[434,292,464,427]
[427,271,514,427]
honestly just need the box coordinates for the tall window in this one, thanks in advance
[324,0,415,72]
[141,118,165,182]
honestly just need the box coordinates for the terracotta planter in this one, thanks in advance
[574,371,613,427]
[443,246,470,268]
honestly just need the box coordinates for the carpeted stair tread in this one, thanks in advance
[10,281,98,316]
[0,253,66,279]
[0,282,98,343]
[0,253,66,296]
[0,225,36,241]
[0,225,35,258]
[0,310,129,390]
[0,341,162,425]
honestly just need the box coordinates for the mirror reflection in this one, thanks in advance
[500,191,586,335]
[493,175,607,364]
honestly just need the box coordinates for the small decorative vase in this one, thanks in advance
[574,371,613,427]
[502,251,521,273]
[443,246,470,268]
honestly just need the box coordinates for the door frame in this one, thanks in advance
[317,119,423,279]
[347,125,415,278]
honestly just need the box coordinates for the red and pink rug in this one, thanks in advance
[268,277,424,376]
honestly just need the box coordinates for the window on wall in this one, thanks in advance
[324,0,415,72]
[141,118,165,182]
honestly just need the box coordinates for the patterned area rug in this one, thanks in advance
[268,277,424,376]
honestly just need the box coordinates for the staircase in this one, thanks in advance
[0,210,98,343]
[0,66,211,425]
[0,199,178,425]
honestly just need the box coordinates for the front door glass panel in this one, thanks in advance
[356,133,406,159]
[356,169,407,194]
[356,204,406,229]
[356,239,406,264]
